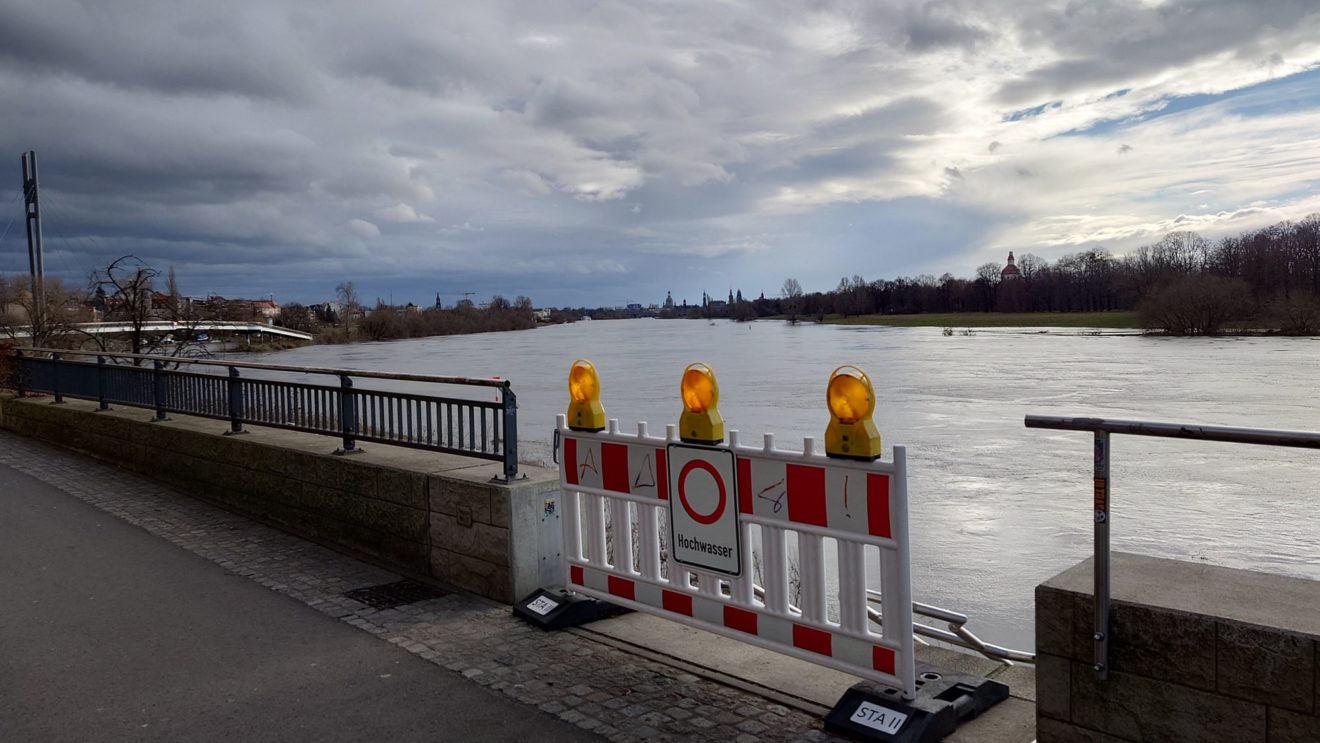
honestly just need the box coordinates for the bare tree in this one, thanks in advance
[89,256,160,360]
[781,277,804,322]
[1,275,85,349]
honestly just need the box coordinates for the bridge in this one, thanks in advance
[10,320,314,341]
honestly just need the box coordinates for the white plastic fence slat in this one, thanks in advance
[799,534,827,622]
[605,420,635,573]
[734,520,755,605]
[557,418,916,698]
[889,446,917,695]
[586,493,607,567]
[762,526,790,614]
[638,504,661,581]
[838,540,867,634]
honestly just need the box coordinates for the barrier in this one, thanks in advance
[555,414,917,698]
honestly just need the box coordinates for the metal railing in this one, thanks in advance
[1025,414,1320,680]
[8,347,520,480]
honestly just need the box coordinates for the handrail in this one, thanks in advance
[1025,413,1320,681]
[1025,414,1320,448]
[17,346,509,388]
[8,347,520,480]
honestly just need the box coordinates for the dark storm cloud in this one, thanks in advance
[996,0,1320,104]
[0,1,314,100]
[2,0,1319,307]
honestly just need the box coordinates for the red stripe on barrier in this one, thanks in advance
[662,590,693,616]
[564,438,579,485]
[723,606,758,635]
[602,443,630,494]
[737,457,753,513]
[873,645,896,675]
[607,575,636,600]
[570,565,584,586]
[787,464,828,526]
[792,624,833,657]
[656,448,668,500]
[867,473,892,538]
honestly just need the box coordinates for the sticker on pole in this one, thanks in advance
[667,443,740,576]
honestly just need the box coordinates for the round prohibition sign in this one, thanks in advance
[677,459,728,525]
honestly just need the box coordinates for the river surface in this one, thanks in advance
[244,319,1320,651]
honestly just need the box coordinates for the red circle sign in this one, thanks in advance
[677,459,727,525]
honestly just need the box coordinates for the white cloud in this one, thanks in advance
[346,218,380,239]
[374,203,435,223]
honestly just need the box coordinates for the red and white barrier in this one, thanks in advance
[556,415,916,698]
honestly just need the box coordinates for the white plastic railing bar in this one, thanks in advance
[725,439,901,474]
[737,514,900,549]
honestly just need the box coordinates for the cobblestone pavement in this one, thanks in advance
[0,431,844,742]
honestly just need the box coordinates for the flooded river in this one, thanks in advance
[246,319,1320,650]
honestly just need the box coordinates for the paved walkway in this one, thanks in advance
[0,458,594,743]
[0,431,838,742]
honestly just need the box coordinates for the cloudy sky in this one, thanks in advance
[3,0,1320,308]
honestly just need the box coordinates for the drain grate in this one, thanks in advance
[343,579,449,610]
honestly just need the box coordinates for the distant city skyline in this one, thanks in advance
[3,1,1320,307]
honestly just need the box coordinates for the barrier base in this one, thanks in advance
[512,587,627,630]
[824,663,1010,742]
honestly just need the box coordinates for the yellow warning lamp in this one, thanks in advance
[825,365,882,460]
[679,362,724,445]
[567,359,606,432]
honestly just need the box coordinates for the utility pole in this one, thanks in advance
[21,150,46,325]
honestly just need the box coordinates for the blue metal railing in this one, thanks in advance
[10,348,519,480]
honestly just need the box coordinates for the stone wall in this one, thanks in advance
[0,394,560,604]
[1037,552,1320,742]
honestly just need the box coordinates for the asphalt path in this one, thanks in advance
[0,462,596,742]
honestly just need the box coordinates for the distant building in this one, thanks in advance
[627,303,643,317]
[1001,252,1022,280]
[663,291,675,310]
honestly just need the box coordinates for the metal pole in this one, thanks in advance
[500,383,518,480]
[225,366,245,434]
[96,355,109,410]
[21,152,45,324]
[1093,430,1111,679]
[152,360,168,421]
[50,352,63,404]
[337,374,358,453]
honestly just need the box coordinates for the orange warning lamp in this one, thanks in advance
[679,362,724,445]
[825,365,882,460]
[567,359,605,432]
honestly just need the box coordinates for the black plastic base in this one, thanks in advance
[512,587,627,630]
[824,662,1010,742]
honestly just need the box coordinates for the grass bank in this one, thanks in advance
[822,311,1142,329]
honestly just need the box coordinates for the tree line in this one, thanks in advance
[762,214,1320,334]
[282,282,536,342]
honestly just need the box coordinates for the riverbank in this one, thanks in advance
[821,311,1141,328]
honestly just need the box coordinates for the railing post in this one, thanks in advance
[499,382,519,481]
[336,374,359,454]
[96,355,109,410]
[1093,430,1111,679]
[151,360,168,421]
[225,366,245,435]
[13,349,24,396]
[50,352,64,404]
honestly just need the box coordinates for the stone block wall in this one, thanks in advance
[1037,552,1320,742]
[0,395,560,604]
